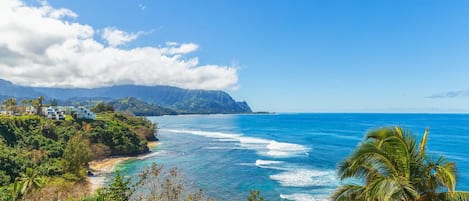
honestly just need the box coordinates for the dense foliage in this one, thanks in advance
[80,163,216,201]
[108,97,177,116]
[91,102,114,113]
[0,112,157,200]
[332,127,469,201]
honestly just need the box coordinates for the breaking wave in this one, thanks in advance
[163,129,309,157]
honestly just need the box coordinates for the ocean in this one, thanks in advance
[115,113,469,201]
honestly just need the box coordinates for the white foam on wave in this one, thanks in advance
[270,169,336,187]
[163,129,309,158]
[236,160,287,170]
[255,159,283,166]
[137,150,168,160]
[165,129,241,139]
[204,146,242,150]
[265,141,309,157]
[280,193,328,201]
[239,136,271,144]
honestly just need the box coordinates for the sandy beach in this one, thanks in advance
[87,141,158,193]
[148,141,158,148]
[88,156,131,192]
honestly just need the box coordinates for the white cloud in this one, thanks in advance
[0,0,239,90]
[101,27,142,47]
[166,41,179,46]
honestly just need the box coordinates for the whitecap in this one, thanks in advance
[264,141,309,157]
[239,136,271,144]
[255,159,283,166]
[270,169,336,187]
[137,150,168,160]
[162,129,310,158]
[164,129,242,139]
[280,193,328,201]
[203,146,241,150]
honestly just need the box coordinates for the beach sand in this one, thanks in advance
[88,157,131,192]
[87,141,158,193]
[148,141,158,149]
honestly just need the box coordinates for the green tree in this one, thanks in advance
[247,189,264,201]
[5,181,24,201]
[20,99,28,114]
[18,168,45,196]
[2,97,17,113]
[105,171,134,201]
[30,96,44,115]
[50,99,58,106]
[1,168,45,201]
[62,133,92,177]
[332,127,469,201]
[91,102,114,113]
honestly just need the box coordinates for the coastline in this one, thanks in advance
[87,141,158,193]
[147,141,158,148]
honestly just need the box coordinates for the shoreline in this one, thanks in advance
[87,141,158,193]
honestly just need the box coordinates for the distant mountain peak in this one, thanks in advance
[0,79,13,85]
[0,78,252,114]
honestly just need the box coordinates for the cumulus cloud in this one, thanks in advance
[101,27,142,47]
[427,90,469,98]
[0,0,238,90]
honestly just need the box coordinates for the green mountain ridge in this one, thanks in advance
[109,97,177,116]
[0,79,252,114]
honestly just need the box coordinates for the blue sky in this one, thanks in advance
[12,0,469,112]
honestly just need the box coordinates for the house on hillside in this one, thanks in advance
[70,106,96,120]
[0,104,96,120]
[25,105,37,115]
[43,106,66,120]
[0,105,13,115]
[42,106,96,120]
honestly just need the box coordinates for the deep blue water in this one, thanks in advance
[116,113,469,201]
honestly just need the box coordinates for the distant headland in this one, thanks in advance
[0,79,252,115]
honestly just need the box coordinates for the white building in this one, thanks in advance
[43,106,96,120]
[70,106,96,120]
[43,106,66,120]
[25,105,37,115]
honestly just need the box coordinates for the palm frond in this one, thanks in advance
[334,127,468,201]
[434,161,457,192]
[436,191,469,201]
[418,128,429,159]
[338,141,398,180]
[330,184,365,201]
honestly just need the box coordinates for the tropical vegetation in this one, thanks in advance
[0,97,263,200]
[108,97,177,116]
[332,127,469,201]
[79,162,264,201]
[0,101,157,200]
[0,78,252,114]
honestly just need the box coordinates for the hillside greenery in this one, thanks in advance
[0,79,252,114]
[0,111,157,200]
[108,97,177,116]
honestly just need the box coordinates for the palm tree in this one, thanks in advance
[20,99,28,114]
[30,96,44,115]
[18,168,44,196]
[332,127,469,201]
[2,97,17,113]
[6,168,45,201]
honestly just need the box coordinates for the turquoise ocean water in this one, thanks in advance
[115,114,469,201]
